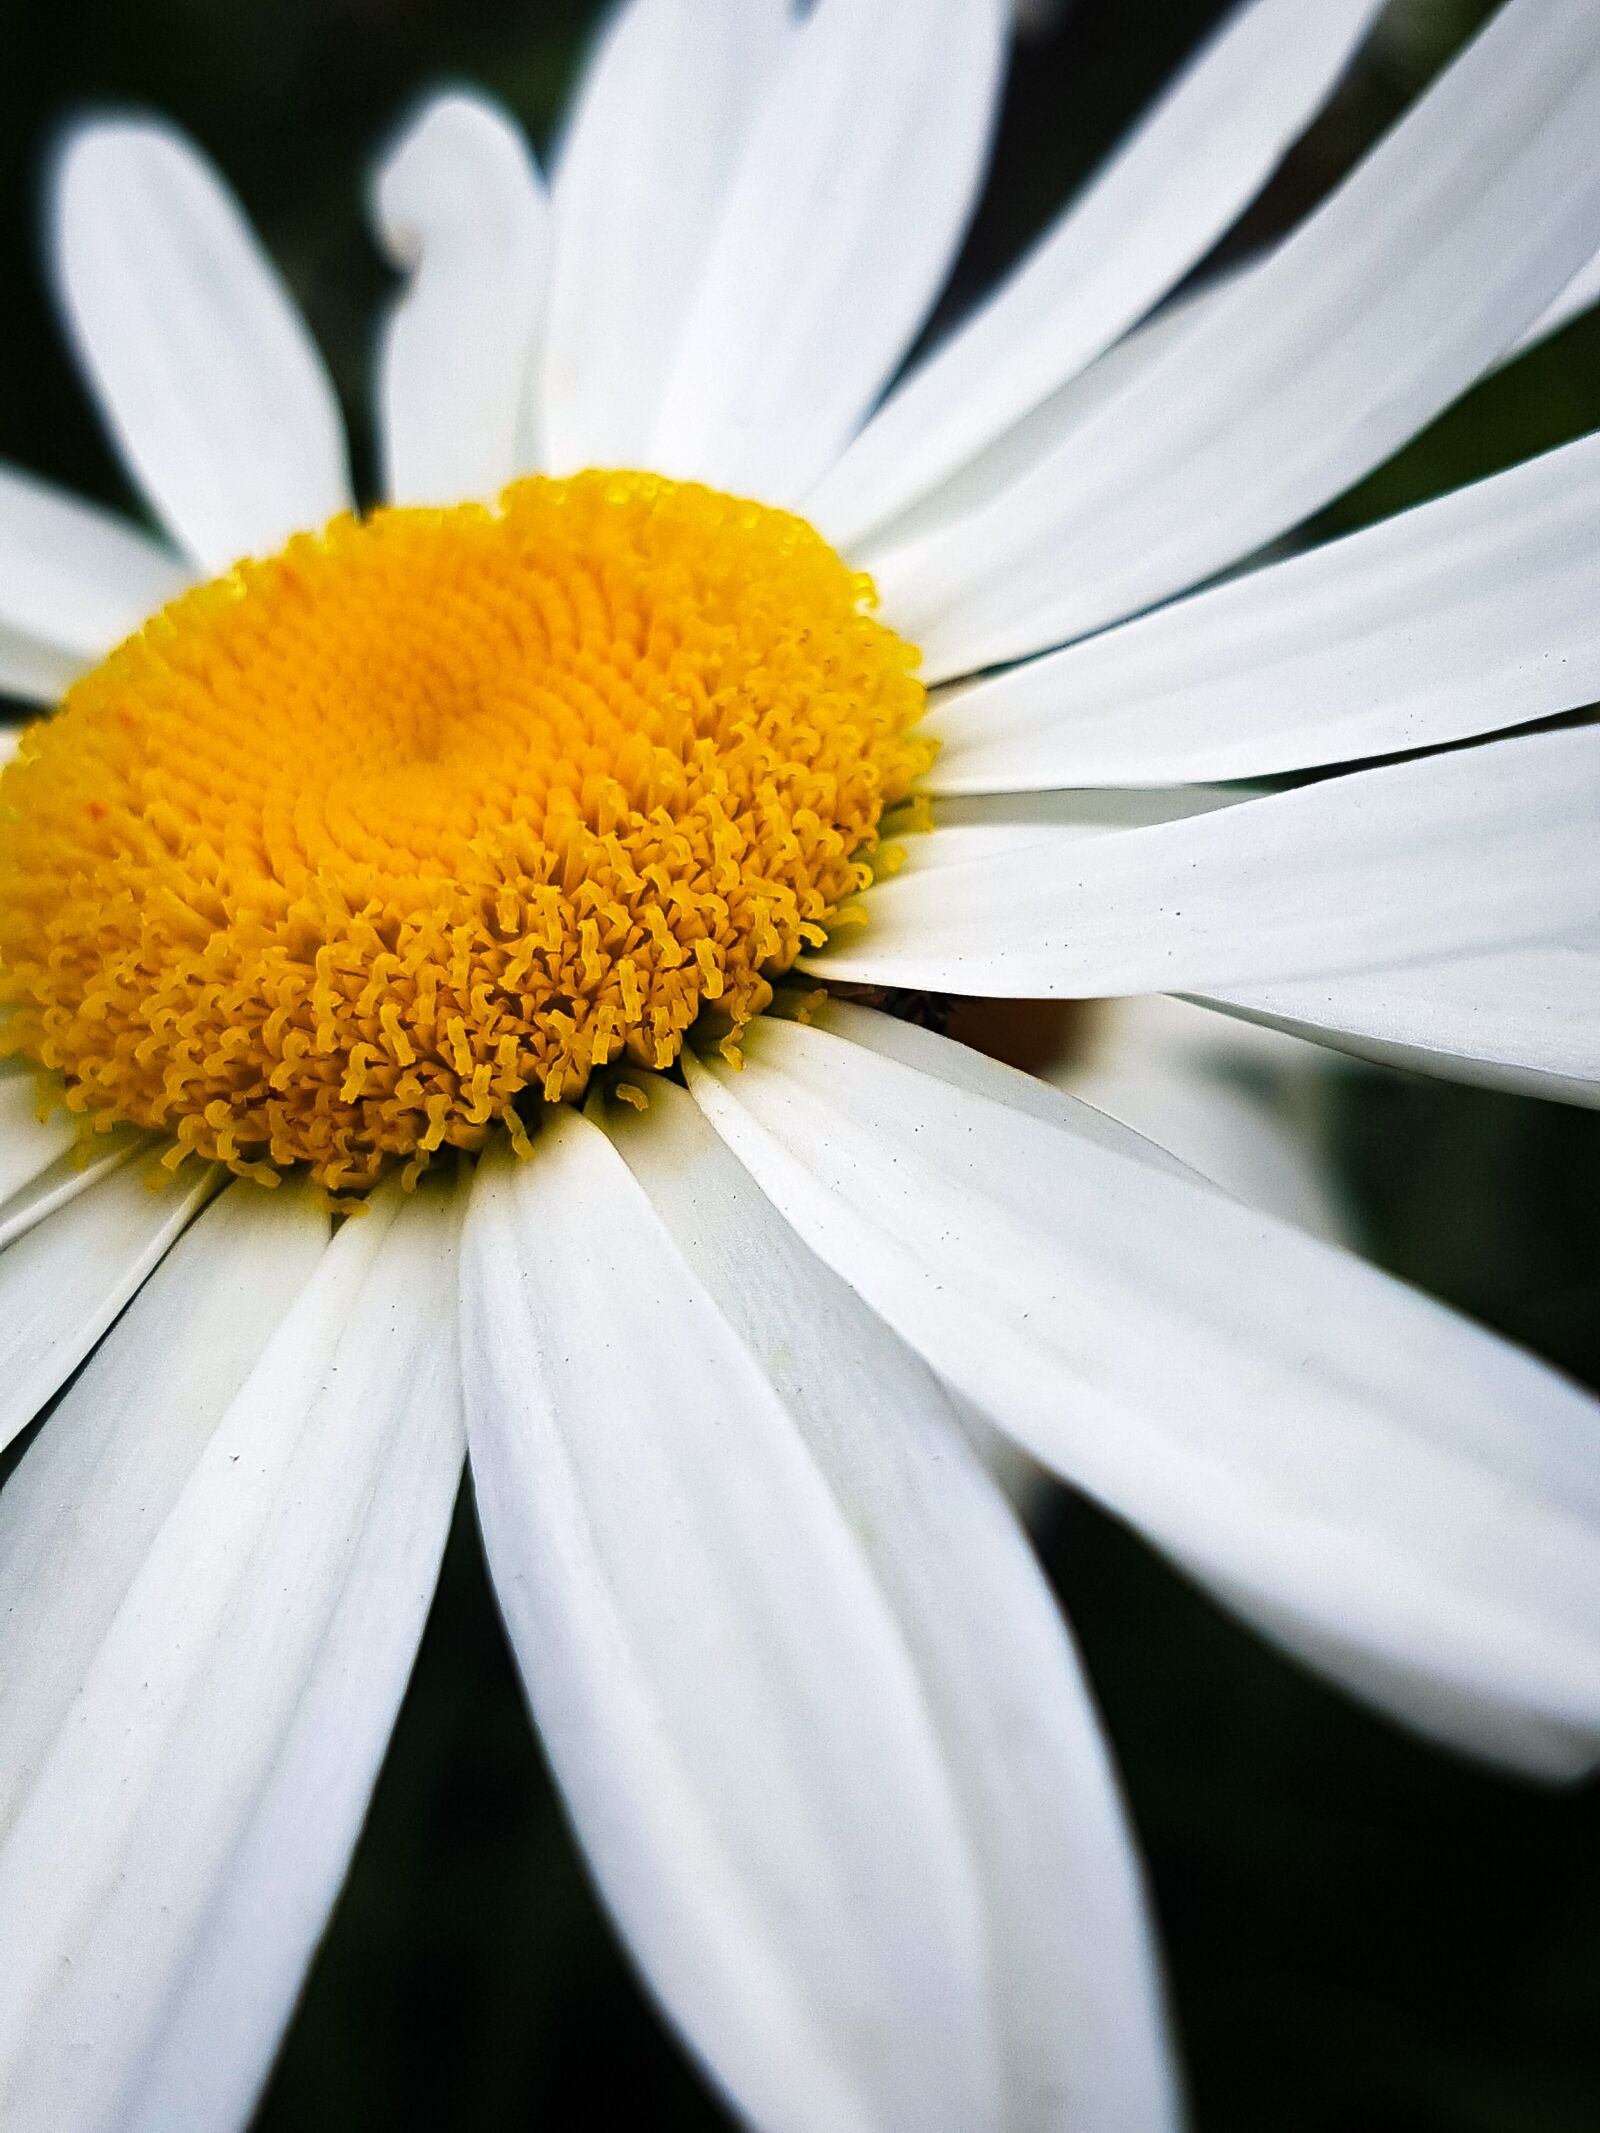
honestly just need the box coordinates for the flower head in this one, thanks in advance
[0,1,1597,2129]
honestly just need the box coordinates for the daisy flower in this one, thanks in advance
[1,0,1598,2127]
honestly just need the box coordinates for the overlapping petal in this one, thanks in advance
[0,1181,464,2133]
[1201,933,1600,1107]
[605,1078,1182,2133]
[867,0,1600,678]
[686,1006,1600,1779]
[815,726,1600,997]
[0,1128,152,1255]
[0,1068,83,1206]
[931,430,1600,792]
[0,1156,217,1461]
[464,1101,1180,2133]
[539,0,790,472]
[648,0,1008,502]
[1060,997,1349,1239]
[808,0,1386,549]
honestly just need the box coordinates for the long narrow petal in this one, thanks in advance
[869,195,1600,567]
[0,1184,330,1832]
[604,1078,1181,2132]
[1513,240,1600,355]
[647,0,1008,503]
[0,633,78,706]
[0,1128,151,1254]
[51,120,353,574]
[880,782,1241,872]
[808,0,1386,550]
[373,91,549,506]
[0,1180,464,2133]
[931,429,1600,792]
[1199,935,1600,1106]
[0,1156,218,1460]
[812,725,1600,998]
[0,465,189,701]
[539,0,790,472]
[686,1007,1600,1779]
[0,1071,81,1204]
[463,1115,1012,2132]
[872,0,1600,680]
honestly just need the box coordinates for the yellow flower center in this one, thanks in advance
[0,472,927,1191]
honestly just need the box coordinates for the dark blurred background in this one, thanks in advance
[1,0,1596,2125]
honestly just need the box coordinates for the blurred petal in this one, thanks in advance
[0,465,189,701]
[686,1006,1600,1778]
[1202,934,1600,1107]
[809,0,1386,549]
[0,1181,464,2133]
[373,91,549,505]
[813,726,1600,997]
[0,1156,218,1460]
[540,0,790,472]
[0,633,77,706]
[51,119,353,573]
[871,0,1600,679]
[604,1078,1182,2132]
[463,1114,1008,2132]
[1513,239,1600,354]
[649,0,1008,502]
[931,429,1600,792]
[1060,1001,1348,1241]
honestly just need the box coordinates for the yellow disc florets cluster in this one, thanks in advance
[0,472,928,1190]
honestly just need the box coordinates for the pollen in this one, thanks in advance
[0,472,929,1190]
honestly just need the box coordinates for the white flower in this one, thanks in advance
[0,1,1597,2129]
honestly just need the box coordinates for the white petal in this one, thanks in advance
[539,0,790,473]
[813,725,1600,997]
[0,1183,330,1833]
[1200,934,1600,1107]
[51,120,353,574]
[647,0,1008,503]
[1079,988,1349,1080]
[686,1007,1600,1778]
[807,0,1387,550]
[858,261,1245,562]
[0,1179,465,2133]
[373,91,550,505]
[0,1072,81,1205]
[868,202,1597,568]
[0,630,82,706]
[0,1128,152,1254]
[1061,999,1348,1241]
[872,0,1600,680]
[882,781,1241,872]
[0,465,190,700]
[603,1077,1181,2133]
[1513,240,1600,355]
[463,1115,1007,2132]
[931,428,1600,792]
[0,1155,218,1460]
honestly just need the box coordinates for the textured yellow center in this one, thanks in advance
[0,472,927,1190]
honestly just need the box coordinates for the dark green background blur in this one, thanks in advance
[1,1,1597,2126]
